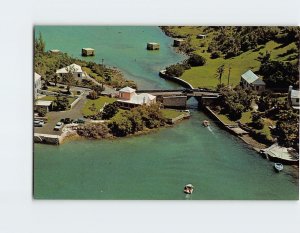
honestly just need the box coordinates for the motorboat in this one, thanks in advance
[274,163,283,172]
[203,120,210,127]
[183,184,194,194]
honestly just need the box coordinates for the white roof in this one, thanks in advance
[56,63,82,74]
[118,93,156,105]
[119,86,136,93]
[291,89,300,99]
[82,48,94,50]
[147,42,159,45]
[35,100,53,107]
[34,72,41,82]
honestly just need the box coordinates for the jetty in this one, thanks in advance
[261,144,299,165]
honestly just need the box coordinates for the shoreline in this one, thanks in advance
[158,26,278,157]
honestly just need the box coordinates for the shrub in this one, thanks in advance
[187,54,206,66]
[165,64,185,77]
[101,102,119,120]
[88,90,98,100]
[37,107,47,117]
[210,51,221,59]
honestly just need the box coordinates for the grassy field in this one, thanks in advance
[82,96,116,117]
[165,27,298,89]
[82,67,104,83]
[161,109,183,119]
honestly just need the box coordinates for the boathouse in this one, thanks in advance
[240,70,265,94]
[82,48,95,56]
[147,42,160,50]
[173,38,185,47]
[117,86,156,108]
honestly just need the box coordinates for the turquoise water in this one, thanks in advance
[35,26,187,89]
[34,26,298,200]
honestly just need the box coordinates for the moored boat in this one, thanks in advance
[203,120,210,127]
[274,163,283,172]
[183,184,194,194]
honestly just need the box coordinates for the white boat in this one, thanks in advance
[274,163,283,172]
[203,120,210,127]
[183,184,194,194]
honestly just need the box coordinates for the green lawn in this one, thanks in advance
[82,67,104,83]
[82,96,116,116]
[161,109,183,119]
[166,27,298,89]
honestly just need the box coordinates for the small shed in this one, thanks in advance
[35,100,53,112]
[49,49,61,54]
[82,48,95,56]
[240,70,265,94]
[173,38,185,47]
[196,34,207,39]
[147,42,160,50]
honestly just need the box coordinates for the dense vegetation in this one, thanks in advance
[34,33,136,89]
[77,103,167,138]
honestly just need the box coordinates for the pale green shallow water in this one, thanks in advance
[34,26,298,200]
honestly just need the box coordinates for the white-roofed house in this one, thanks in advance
[34,72,42,99]
[56,63,85,80]
[240,70,266,94]
[117,86,156,108]
[288,86,300,110]
[34,100,53,113]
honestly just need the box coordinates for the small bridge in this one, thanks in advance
[136,88,221,109]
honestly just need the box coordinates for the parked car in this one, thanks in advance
[54,122,64,131]
[73,118,85,124]
[34,120,44,127]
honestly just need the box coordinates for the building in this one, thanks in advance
[288,86,300,110]
[117,86,156,108]
[82,48,95,56]
[49,49,61,54]
[56,63,84,80]
[240,70,265,93]
[173,38,185,47]
[147,42,160,50]
[196,34,207,39]
[35,100,53,112]
[34,72,42,99]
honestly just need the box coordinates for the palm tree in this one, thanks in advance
[216,64,225,84]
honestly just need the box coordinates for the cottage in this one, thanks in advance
[240,70,265,93]
[288,86,300,110]
[35,100,53,112]
[147,42,160,50]
[173,38,185,47]
[82,48,95,56]
[34,72,42,99]
[56,63,85,80]
[117,86,156,108]
[196,34,207,39]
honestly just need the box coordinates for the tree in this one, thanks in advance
[216,64,225,84]
[37,107,47,117]
[251,112,264,129]
[101,102,119,120]
[109,114,133,137]
[88,90,98,100]
[35,32,45,55]
[54,96,69,111]
[187,54,206,66]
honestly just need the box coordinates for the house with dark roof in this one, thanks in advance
[240,70,265,94]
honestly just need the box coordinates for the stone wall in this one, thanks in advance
[162,96,187,109]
